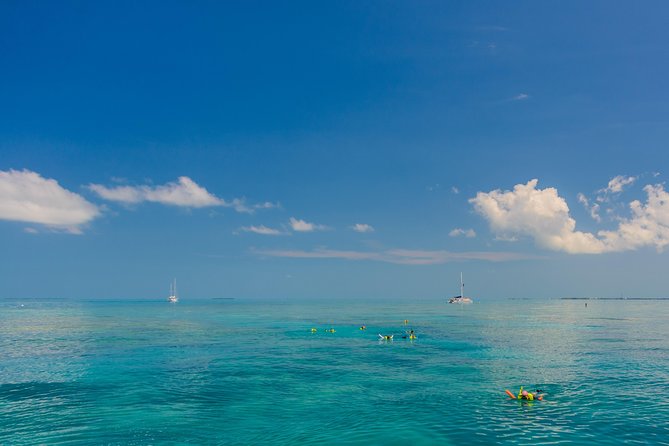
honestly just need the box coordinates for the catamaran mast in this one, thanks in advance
[460,272,464,298]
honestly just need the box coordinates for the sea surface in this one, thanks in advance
[1,298,668,445]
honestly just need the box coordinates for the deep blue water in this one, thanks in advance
[1,298,668,445]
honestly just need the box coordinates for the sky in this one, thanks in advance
[1,1,669,300]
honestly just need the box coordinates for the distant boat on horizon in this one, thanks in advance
[449,272,473,304]
[167,279,178,303]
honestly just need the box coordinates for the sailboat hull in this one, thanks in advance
[167,279,178,302]
[448,297,473,304]
[448,273,473,303]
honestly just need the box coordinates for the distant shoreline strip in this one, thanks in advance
[560,297,669,300]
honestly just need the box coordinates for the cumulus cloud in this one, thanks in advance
[470,179,607,254]
[289,217,328,232]
[89,177,274,212]
[240,225,284,236]
[0,169,100,233]
[449,228,476,238]
[471,179,669,254]
[255,248,537,265]
[598,184,669,252]
[351,223,375,233]
[513,93,530,101]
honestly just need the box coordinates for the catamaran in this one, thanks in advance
[167,279,178,303]
[448,272,473,304]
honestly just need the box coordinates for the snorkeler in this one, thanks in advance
[402,329,416,339]
[517,387,543,400]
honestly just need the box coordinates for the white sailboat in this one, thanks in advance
[448,272,473,304]
[167,278,178,303]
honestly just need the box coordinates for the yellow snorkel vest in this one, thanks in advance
[518,387,534,400]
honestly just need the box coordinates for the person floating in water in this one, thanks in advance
[360,325,366,330]
[518,387,543,401]
[379,334,393,340]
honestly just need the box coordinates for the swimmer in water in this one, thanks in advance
[518,387,543,400]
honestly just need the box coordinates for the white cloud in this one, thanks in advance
[0,169,100,233]
[451,186,460,194]
[471,179,669,254]
[253,201,281,211]
[230,199,281,214]
[89,177,274,213]
[513,93,530,101]
[598,184,669,252]
[289,217,328,232]
[470,179,607,254]
[605,175,637,194]
[255,248,537,265]
[577,193,588,206]
[577,192,601,223]
[352,223,375,233]
[449,228,476,238]
[240,225,284,236]
[89,177,223,208]
[88,184,144,203]
[595,175,638,203]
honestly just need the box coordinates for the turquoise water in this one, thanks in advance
[1,298,669,445]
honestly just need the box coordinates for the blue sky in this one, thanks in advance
[1,1,669,299]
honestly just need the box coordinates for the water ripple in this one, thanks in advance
[1,299,669,444]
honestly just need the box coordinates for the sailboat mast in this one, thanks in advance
[460,272,464,298]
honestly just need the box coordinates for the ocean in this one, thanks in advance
[1,298,668,445]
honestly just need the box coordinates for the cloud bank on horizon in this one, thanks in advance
[471,178,669,254]
[255,248,537,265]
